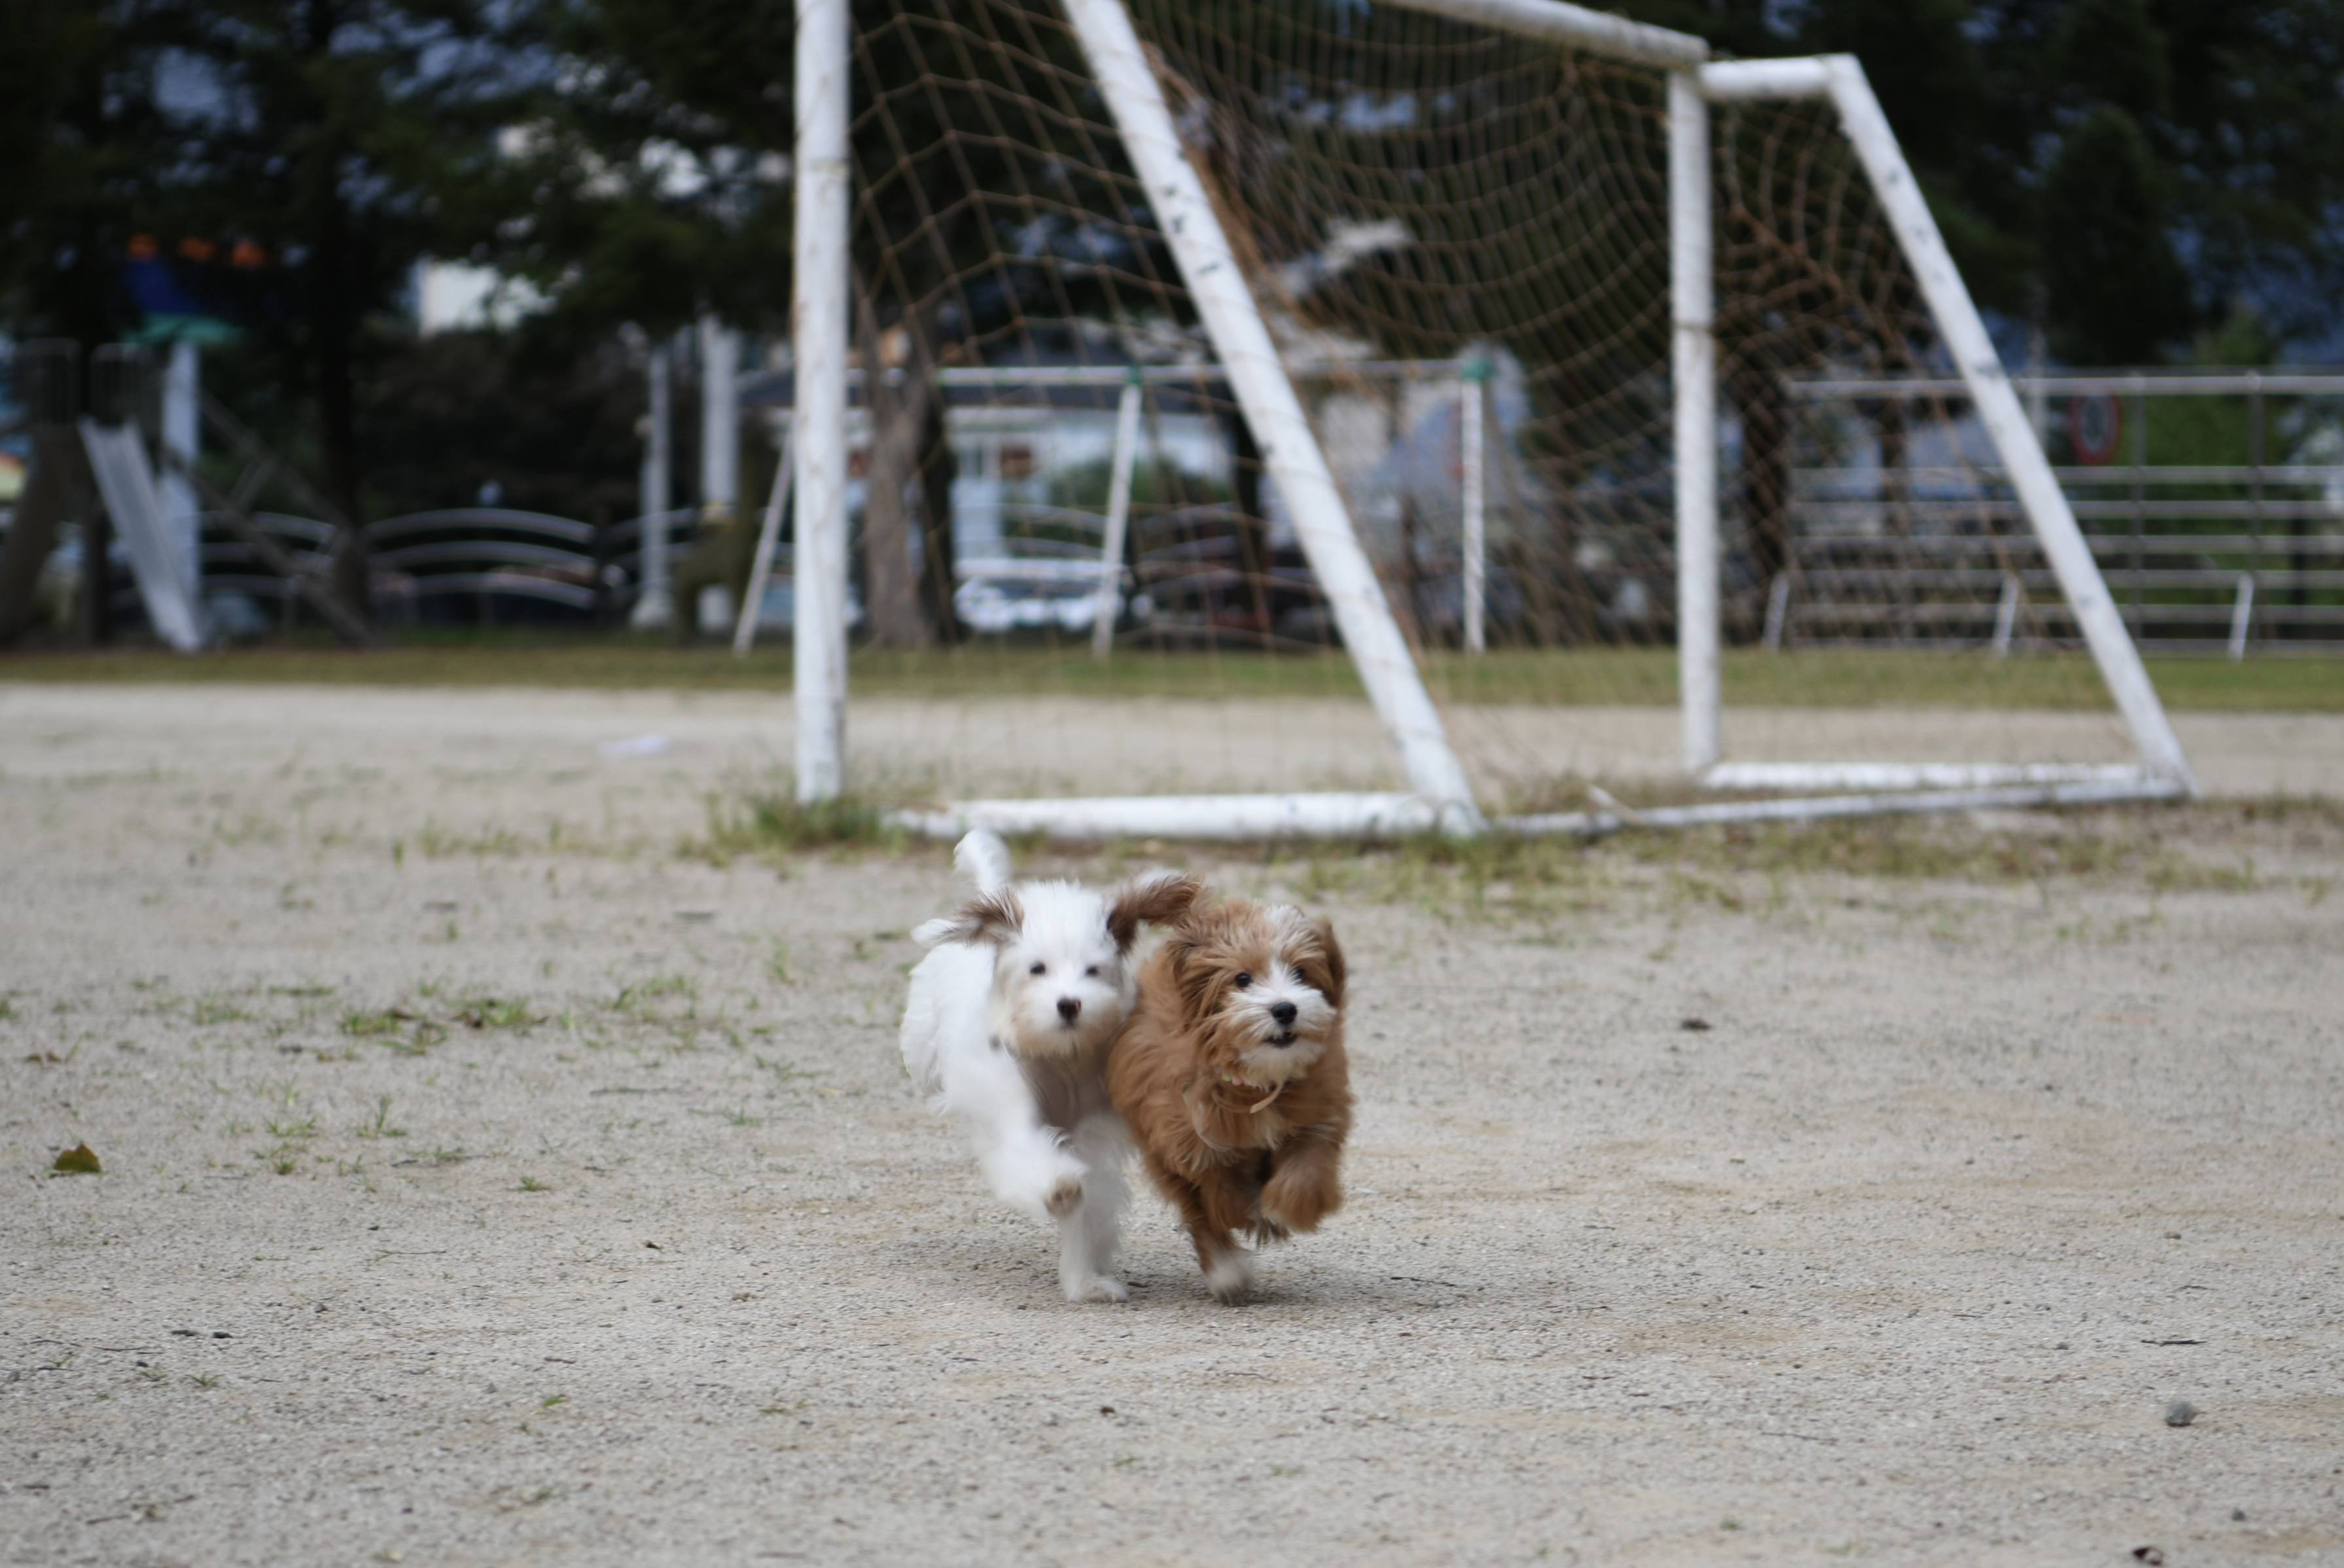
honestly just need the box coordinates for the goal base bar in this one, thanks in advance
[888,793,1466,842]
[1504,776,2187,838]
[888,777,2186,844]
[1703,762,2155,793]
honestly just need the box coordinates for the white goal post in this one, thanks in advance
[791,0,2197,839]
[1686,52,2196,802]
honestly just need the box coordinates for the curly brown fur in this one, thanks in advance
[1107,898,1352,1304]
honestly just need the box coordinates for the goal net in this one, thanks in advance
[790,0,2191,837]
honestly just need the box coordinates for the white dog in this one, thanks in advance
[900,830,1200,1303]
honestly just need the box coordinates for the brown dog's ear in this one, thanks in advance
[1161,932,1222,1024]
[1105,871,1203,951]
[912,889,1024,949]
[1309,917,1346,1007]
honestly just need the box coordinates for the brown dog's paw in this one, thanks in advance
[1258,1167,1341,1236]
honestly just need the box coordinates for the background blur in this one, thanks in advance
[2,0,2341,663]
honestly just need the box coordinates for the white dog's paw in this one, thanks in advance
[1203,1253,1252,1306]
[1067,1275,1129,1304]
[1044,1173,1084,1219]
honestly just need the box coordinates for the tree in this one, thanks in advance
[139,0,543,620]
[0,1,176,349]
[1621,0,2344,363]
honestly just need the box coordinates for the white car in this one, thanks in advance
[953,558,1150,635]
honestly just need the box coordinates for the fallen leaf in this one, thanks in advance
[52,1143,102,1176]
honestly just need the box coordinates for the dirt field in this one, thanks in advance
[5,683,2343,1566]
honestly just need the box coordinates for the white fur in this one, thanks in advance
[900,830,1172,1304]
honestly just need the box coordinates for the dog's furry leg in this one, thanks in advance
[1258,1130,1345,1236]
[1147,1155,1251,1304]
[1056,1114,1131,1304]
[938,1032,1084,1221]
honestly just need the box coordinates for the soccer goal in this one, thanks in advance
[787,0,2196,840]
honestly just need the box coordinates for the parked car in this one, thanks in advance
[953,556,1149,635]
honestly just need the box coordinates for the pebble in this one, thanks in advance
[2164,1399,2198,1427]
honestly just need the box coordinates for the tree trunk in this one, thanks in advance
[305,0,370,626]
[853,292,932,649]
[1730,361,1794,615]
[915,386,961,642]
[1222,409,1272,636]
[0,426,82,644]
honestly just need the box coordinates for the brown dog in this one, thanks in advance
[1107,899,1352,1303]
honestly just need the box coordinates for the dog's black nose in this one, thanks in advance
[1270,1001,1297,1026]
[1057,997,1082,1024]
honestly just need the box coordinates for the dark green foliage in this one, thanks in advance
[2040,105,2193,363]
[1617,0,2344,362]
[359,332,645,521]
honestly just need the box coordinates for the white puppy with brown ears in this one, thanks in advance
[900,830,1201,1303]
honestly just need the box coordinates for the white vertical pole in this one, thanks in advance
[632,340,673,629]
[733,429,795,657]
[1063,0,1482,829]
[1090,373,1143,660]
[1992,572,2020,656]
[700,314,742,521]
[2025,317,2049,447]
[1459,361,1487,655]
[1822,55,2195,794]
[1669,70,1720,774]
[794,0,851,803]
[1762,571,1789,650]
[2228,574,2254,661]
[160,339,201,606]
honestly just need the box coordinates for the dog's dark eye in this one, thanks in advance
[1084,965,1099,977]
[1233,972,1252,989]
[1291,965,1307,986]
[1029,961,1046,976]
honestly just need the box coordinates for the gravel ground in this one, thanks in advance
[3,684,2342,1567]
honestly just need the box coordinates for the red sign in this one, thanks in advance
[2068,393,2122,465]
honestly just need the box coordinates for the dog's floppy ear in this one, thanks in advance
[1308,917,1347,1007]
[1105,870,1203,951]
[912,889,1025,949]
[1162,931,1226,1024]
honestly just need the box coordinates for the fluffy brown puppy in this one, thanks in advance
[1108,899,1352,1304]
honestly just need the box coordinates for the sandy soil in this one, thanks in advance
[4,683,2343,1566]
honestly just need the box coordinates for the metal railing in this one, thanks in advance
[1781,370,2344,654]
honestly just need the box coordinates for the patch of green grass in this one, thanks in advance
[191,994,252,1027]
[416,820,526,858]
[3,637,2336,711]
[456,997,535,1030]
[689,792,898,864]
[613,975,694,1012]
[518,1175,551,1192]
[357,1097,407,1141]
[1247,800,2337,919]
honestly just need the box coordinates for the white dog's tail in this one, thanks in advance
[953,828,1013,895]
